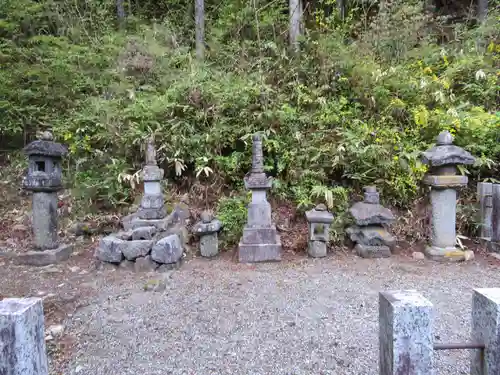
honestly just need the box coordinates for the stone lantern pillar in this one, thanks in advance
[192,211,222,257]
[19,132,73,265]
[305,204,334,258]
[238,134,282,262]
[421,130,475,261]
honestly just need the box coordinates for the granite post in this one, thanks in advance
[192,211,222,257]
[0,298,48,375]
[347,186,395,258]
[18,132,73,266]
[379,290,434,375]
[305,204,334,258]
[477,182,493,240]
[421,131,475,261]
[471,288,500,375]
[238,134,282,262]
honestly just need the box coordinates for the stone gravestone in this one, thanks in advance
[305,204,334,258]
[192,211,222,257]
[16,132,73,266]
[347,186,395,258]
[477,182,493,240]
[0,298,48,375]
[421,130,475,261]
[95,136,188,271]
[238,134,282,262]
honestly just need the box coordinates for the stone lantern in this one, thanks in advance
[19,132,73,265]
[192,211,222,257]
[305,204,334,258]
[421,130,475,261]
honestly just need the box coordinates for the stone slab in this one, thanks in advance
[118,240,153,261]
[151,234,183,264]
[424,246,465,262]
[478,182,493,239]
[200,233,218,257]
[32,191,59,250]
[308,240,327,258]
[137,206,167,220]
[349,202,395,226]
[242,226,279,244]
[14,244,74,266]
[0,297,49,375]
[246,203,272,227]
[423,174,468,188]
[429,188,457,249]
[492,184,500,242]
[131,226,156,241]
[471,288,500,375]
[347,225,395,247]
[379,290,433,375]
[130,218,169,231]
[355,244,391,258]
[140,194,164,209]
[238,241,282,263]
[95,236,124,263]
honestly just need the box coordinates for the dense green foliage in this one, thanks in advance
[1,0,499,220]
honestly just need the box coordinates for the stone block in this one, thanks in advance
[118,240,153,261]
[471,288,500,375]
[32,191,58,250]
[140,194,164,209]
[165,224,190,246]
[137,206,167,220]
[151,234,183,264]
[238,242,282,263]
[424,246,465,262]
[134,255,158,273]
[430,188,457,249]
[94,236,123,263]
[349,202,395,226]
[347,225,395,247]
[14,244,74,266]
[143,165,164,181]
[130,218,169,231]
[477,182,493,239]
[131,226,156,241]
[246,203,272,227]
[115,231,133,240]
[242,226,279,244]
[0,298,49,375]
[492,184,500,242]
[308,240,327,258]
[200,233,218,257]
[119,259,135,271]
[355,244,391,258]
[379,290,433,375]
[423,174,468,187]
[122,212,139,231]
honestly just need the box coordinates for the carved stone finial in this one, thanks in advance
[39,131,53,141]
[363,186,380,204]
[145,135,157,166]
[200,210,213,223]
[436,131,453,146]
[316,204,327,211]
[251,133,264,173]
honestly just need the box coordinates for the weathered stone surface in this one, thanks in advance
[139,194,164,209]
[347,225,395,247]
[142,165,163,181]
[192,218,222,234]
[118,240,153,261]
[24,139,67,157]
[134,255,158,273]
[165,223,189,246]
[95,236,123,263]
[423,174,468,187]
[308,240,327,258]
[157,261,182,272]
[305,205,334,224]
[429,188,457,251]
[119,259,135,271]
[15,244,74,266]
[121,212,139,231]
[349,202,395,226]
[32,192,58,250]
[115,231,133,241]
[239,242,282,263]
[199,233,218,257]
[242,226,279,244]
[355,244,391,258]
[471,288,500,375]
[477,182,493,239]
[363,186,380,204]
[0,297,49,375]
[151,234,183,264]
[169,203,191,224]
[412,251,425,260]
[130,217,169,231]
[131,226,156,241]
[379,290,433,375]
[424,246,465,262]
[137,206,167,220]
[492,184,500,243]
[421,130,475,167]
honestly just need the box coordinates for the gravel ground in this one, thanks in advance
[63,254,500,375]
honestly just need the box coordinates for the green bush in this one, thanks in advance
[216,194,249,248]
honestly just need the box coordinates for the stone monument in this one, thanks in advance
[95,136,189,272]
[477,182,493,240]
[192,210,222,257]
[421,130,475,261]
[238,134,282,262]
[347,186,395,258]
[18,131,73,266]
[305,204,334,258]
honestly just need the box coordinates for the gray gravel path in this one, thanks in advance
[64,254,500,375]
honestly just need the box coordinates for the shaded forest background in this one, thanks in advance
[0,0,499,243]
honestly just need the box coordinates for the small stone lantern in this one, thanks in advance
[421,130,475,261]
[305,204,334,258]
[192,211,222,257]
[19,132,73,265]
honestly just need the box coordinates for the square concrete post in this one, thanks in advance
[0,298,48,375]
[379,290,434,375]
[471,288,500,375]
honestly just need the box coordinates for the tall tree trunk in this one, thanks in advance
[289,0,303,51]
[195,0,205,60]
[116,0,126,28]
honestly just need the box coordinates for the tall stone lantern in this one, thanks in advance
[305,204,334,258]
[421,131,475,261]
[19,132,73,265]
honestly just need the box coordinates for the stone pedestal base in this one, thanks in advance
[355,244,391,258]
[238,225,282,262]
[14,244,74,266]
[308,241,327,258]
[424,245,465,262]
[200,233,218,257]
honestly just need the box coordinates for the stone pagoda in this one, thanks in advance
[238,134,282,262]
[421,130,475,261]
[18,131,73,265]
[347,186,395,258]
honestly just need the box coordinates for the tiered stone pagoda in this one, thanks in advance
[347,186,395,258]
[238,134,282,262]
[421,130,475,261]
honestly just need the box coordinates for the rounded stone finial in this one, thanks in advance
[200,210,213,223]
[316,204,327,211]
[39,131,54,141]
[436,131,453,146]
